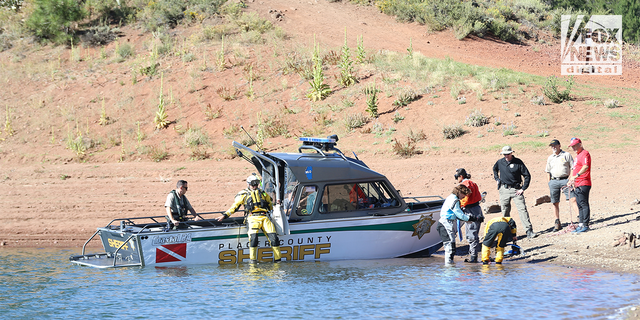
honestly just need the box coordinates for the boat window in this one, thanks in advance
[319,181,400,213]
[283,167,299,217]
[296,185,318,216]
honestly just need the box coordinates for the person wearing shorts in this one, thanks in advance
[545,139,574,231]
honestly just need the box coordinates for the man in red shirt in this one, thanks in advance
[567,138,592,233]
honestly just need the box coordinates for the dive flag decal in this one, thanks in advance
[156,243,187,263]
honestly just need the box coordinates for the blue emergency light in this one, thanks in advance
[299,137,336,143]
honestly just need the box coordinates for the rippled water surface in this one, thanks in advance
[1,248,638,319]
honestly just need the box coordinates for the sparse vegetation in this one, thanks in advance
[184,126,209,148]
[543,75,574,104]
[149,145,169,162]
[392,111,405,124]
[344,113,369,131]
[393,88,418,107]
[464,109,489,127]
[392,137,419,158]
[307,40,332,101]
[154,74,170,129]
[530,96,545,106]
[605,99,620,109]
[204,104,223,120]
[217,86,241,101]
[98,100,110,126]
[442,124,465,139]
[364,83,379,118]
[502,123,518,136]
[116,43,135,60]
[356,35,366,64]
[338,30,357,87]
[3,106,14,137]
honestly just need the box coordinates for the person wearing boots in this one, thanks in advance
[437,184,483,265]
[217,174,282,263]
[545,139,574,231]
[454,168,484,263]
[481,216,518,265]
[493,146,536,239]
[165,180,199,230]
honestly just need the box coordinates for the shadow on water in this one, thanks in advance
[0,248,639,319]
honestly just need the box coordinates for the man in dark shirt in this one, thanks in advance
[492,146,536,239]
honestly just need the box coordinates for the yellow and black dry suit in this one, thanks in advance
[481,217,517,264]
[224,188,281,262]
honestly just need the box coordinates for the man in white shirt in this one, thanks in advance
[545,139,574,231]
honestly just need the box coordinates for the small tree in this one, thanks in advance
[617,0,640,44]
[25,0,85,44]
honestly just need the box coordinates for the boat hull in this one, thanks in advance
[75,210,441,267]
[148,211,439,266]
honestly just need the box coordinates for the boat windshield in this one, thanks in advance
[319,181,400,213]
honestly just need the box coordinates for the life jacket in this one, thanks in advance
[245,189,269,213]
[170,190,189,221]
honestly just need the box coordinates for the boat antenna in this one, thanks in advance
[240,125,264,153]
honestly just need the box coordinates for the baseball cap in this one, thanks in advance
[500,146,514,154]
[549,139,560,146]
[569,137,582,147]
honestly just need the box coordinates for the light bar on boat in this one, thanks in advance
[299,137,336,143]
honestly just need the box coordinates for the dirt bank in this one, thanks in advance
[2,149,639,277]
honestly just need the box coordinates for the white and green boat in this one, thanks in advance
[70,137,444,268]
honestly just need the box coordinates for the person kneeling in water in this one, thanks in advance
[481,216,517,265]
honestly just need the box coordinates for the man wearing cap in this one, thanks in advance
[492,146,536,239]
[545,139,574,231]
[567,138,592,233]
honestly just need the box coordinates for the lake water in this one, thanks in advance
[1,248,638,319]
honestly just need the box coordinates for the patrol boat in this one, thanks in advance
[70,137,444,268]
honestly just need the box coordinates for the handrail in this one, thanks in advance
[298,145,327,156]
[102,211,225,229]
[81,230,101,255]
[233,141,282,203]
[112,225,149,267]
[403,195,444,202]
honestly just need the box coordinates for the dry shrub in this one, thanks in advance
[442,124,465,139]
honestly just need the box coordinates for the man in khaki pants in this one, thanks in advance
[492,146,536,239]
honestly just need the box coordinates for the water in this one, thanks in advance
[1,248,638,319]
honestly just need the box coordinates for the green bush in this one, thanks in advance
[25,0,85,44]
[136,0,186,31]
[542,75,574,104]
[376,0,555,42]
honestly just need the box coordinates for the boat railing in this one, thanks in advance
[112,225,149,267]
[403,195,445,211]
[102,211,226,229]
[79,211,231,255]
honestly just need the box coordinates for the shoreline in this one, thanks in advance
[2,155,639,278]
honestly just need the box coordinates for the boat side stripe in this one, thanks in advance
[191,220,418,242]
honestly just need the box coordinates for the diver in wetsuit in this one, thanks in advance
[217,175,282,264]
[481,216,518,265]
